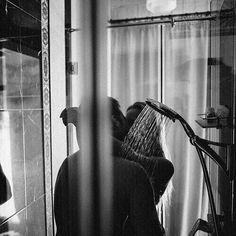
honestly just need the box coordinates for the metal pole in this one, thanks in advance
[195,146,220,236]
[108,9,234,28]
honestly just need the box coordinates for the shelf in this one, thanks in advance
[195,117,228,129]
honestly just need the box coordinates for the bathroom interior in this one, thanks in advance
[0,0,235,235]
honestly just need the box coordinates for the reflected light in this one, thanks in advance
[0,112,19,223]
[146,0,177,14]
[107,29,112,97]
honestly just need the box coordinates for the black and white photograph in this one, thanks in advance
[0,0,235,235]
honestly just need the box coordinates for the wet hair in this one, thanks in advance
[108,97,124,118]
[126,101,146,113]
[108,97,128,140]
[60,97,123,124]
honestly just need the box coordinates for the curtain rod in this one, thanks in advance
[108,9,234,28]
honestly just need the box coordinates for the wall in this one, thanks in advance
[0,0,67,235]
[0,1,47,235]
[50,0,67,189]
[110,0,211,19]
[209,0,236,234]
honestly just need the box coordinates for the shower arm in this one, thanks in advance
[177,114,229,177]
[167,118,234,235]
[177,115,226,236]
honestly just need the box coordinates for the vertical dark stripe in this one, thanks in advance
[208,18,212,108]
[90,1,100,235]
[232,0,236,227]
[65,0,72,156]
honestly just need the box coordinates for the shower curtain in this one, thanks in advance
[108,24,162,112]
[163,21,209,236]
[109,21,210,235]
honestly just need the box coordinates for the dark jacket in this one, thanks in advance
[54,151,163,236]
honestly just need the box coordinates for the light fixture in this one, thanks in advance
[146,0,177,14]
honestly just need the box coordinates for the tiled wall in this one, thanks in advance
[0,1,49,235]
[0,49,46,236]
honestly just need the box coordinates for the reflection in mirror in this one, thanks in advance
[0,1,47,235]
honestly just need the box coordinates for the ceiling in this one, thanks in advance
[109,0,228,19]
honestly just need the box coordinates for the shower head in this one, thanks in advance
[145,98,178,122]
[145,98,196,139]
[145,98,228,173]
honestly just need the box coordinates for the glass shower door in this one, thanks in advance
[0,1,51,235]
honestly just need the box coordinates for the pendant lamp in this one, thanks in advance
[146,0,177,14]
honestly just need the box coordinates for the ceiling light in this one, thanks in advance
[146,0,177,14]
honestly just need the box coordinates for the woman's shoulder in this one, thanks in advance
[114,158,149,180]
